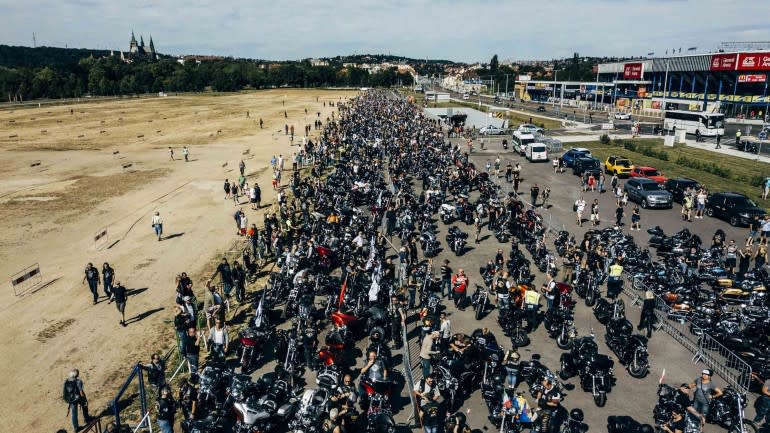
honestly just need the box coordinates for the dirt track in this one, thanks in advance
[0,89,357,432]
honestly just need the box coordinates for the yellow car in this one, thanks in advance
[604,156,633,177]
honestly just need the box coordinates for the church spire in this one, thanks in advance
[130,30,136,44]
[139,35,145,47]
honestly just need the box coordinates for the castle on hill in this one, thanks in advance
[113,31,157,62]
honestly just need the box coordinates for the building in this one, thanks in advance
[597,51,770,119]
[127,31,157,61]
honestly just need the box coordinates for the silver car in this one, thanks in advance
[624,178,672,209]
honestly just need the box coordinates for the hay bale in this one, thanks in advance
[137,134,144,138]
[9,134,18,138]
[78,134,85,138]
[40,130,47,134]
[156,130,161,133]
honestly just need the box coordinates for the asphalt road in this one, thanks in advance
[244,135,758,433]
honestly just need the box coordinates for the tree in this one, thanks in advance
[490,54,499,73]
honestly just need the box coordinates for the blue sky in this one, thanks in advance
[1,0,769,62]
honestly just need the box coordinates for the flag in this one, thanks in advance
[254,291,265,327]
[337,276,348,309]
[659,368,666,385]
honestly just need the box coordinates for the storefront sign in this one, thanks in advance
[737,52,770,71]
[738,74,767,83]
[710,53,737,71]
[623,63,644,79]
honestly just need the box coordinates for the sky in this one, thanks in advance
[1,0,769,62]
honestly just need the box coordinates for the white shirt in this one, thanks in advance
[576,200,586,212]
[152,215,162,225]
[240,215,248,229]
[440,320,451,338]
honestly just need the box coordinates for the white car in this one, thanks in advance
[480,125,505,135]
[518,123,544,134]
[614,112,631,120]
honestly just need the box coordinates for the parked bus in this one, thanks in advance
[663,110,725,137]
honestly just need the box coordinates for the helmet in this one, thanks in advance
[569,408,584,422]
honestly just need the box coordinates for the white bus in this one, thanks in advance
[663,110,725,137]
[512,130,536,156]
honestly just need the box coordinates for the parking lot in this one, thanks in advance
[410,137,757,432]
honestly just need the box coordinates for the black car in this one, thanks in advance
[664,178,700,204]
[536,106,546,112]
[705,192,766,226]
[572,157,602,176]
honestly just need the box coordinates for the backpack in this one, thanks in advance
[63,379,80,404]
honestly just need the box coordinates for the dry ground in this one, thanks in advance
[0,89,357,432]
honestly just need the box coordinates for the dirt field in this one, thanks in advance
[0,89,358,432]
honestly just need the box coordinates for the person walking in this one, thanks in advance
[615,204,624,227]
[736,130,742,147]
[530,183,539,208]
[239,160,246,176]
[574,197,586,227]
[215,258,234,298]
[182,146,189,162]
[152,211,163,241]
[638,290,657,337]
[63,369,91,432]
[223,179,231,199]
[111,280,128,326]
[168,147,175,161]
[715,133,721,149]
[102,262,115,300]
[541,186,550,209]
[631,206,641,230]
[590,199,600,226]
[254,183,261,209]
[440,259,452,298]
[83,263,100,304]
[419,332,440,379]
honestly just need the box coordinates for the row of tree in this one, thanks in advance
[0,55,415,100]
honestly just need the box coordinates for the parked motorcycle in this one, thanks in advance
[471,284,490,320]
[604,317,650,378]
[559,335,615,407]
[446,226,468,256]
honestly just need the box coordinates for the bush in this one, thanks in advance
[599,134,611,145]
[676,156,731,177]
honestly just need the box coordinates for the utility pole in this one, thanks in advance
[505,74,510,97]
[553,70,558,106]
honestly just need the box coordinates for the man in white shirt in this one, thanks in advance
[207,319,229,360]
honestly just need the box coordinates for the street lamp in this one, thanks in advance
[553,70,558,106]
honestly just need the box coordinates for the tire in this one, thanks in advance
[628,358,649,378]
[705,208,714,217]
[559,360,571,380]
[641,199,649,209]
[730,216,739,227]
[556,332,572,350]
[585,289,597,307]
[594,391,607,407]
[475,302,484,320]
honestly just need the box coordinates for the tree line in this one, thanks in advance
[0,54,414,100]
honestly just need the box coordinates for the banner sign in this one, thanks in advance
[710,54,737,71]
[738,73,767,83]
[623,63,644,79]
[737,52,770,71]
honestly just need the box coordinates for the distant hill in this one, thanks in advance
[0,45,116,68]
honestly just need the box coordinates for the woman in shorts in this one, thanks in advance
[631,206,641,231]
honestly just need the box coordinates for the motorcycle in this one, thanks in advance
[420,231,441,257]
[439,203,456,225]
[559,335,615,407]
[238,325,270,374]
[446,226,468,256]
[232,372,297,433]
[289,388,330,433]
[499,307,531,347]
[544,308,576,349]
[604,317,650,378]
[471,284,490,320]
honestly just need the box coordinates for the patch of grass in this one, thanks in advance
[578,139,770,208]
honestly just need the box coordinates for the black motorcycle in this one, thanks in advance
[604,317,650,378]
[446,226,468,256]
[559,335,615,407]
[545,307,577,350]
[498,307,531,347]
[471,284,490,320]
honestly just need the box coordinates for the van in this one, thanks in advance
[525,143,548,162]
[512,130,535,156]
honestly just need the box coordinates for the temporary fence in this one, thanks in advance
[10,263,42,296]
[401,321,420,426]
[626,275,752,394]
[112,364,150,432]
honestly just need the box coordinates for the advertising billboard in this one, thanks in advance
[738,74,767,83]
[623,63,644,79]
[737,52,770,71]
[710,54,737,71]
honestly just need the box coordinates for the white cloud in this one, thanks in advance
[0,0,768,61]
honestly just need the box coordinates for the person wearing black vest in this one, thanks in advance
[140,354,167,393]
[156,386,176,433]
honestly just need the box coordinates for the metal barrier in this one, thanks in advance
[401,323,419,426]
[625,275,752,394]
[693,332,752,394]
